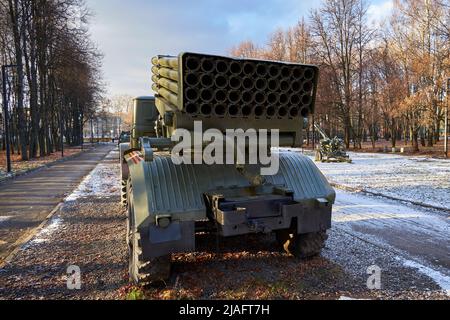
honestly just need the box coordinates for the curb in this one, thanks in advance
[0,146,96,186]
[330,183,450,214]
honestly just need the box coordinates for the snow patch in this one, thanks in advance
[339,296,368,300]
[399,258,450,295]
[333,213,421,223]
[0,216,12,224]
[24,217,63,248]
[334,190,449,239]
[65,151,120,201]
[311,152,450,211]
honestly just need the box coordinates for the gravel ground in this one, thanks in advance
[0,151,128,300]
[0,198,128,300]
[0,150,448,300]
[324,228,448,300]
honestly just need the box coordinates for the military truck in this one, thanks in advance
[118,131,131,146]
[120,53,335,285]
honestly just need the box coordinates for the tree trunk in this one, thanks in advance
[8,0,28,161]
[412,132,419,152]
[390,118,397,148]
[426,127,433,147]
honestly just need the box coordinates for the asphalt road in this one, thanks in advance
[334,190,449,270]
[324,190,449,295]
[0,144,115,264]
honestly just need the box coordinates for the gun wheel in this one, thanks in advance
[276,230,328,259]
[315,151,323,162]
[127,181,171,286]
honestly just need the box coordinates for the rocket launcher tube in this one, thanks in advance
[152,56,179,69]
[158,87,180,108]
[157,77,179,94]
[152,66,179,82]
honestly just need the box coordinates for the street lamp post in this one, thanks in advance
[90,118,94,145]
[2,64,19,173]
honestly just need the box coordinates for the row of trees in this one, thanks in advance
[0,0,103,160]
[231,0,450,151]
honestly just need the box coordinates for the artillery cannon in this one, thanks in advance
[314,124,352,163]
[120,53,335,285]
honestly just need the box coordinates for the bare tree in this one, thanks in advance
[230,40,261,58]
[0,0,104,159]
[264,28,287,61]
[310,0,370,148]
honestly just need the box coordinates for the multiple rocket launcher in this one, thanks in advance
[151,53,318,121]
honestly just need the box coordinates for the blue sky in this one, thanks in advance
[86,0,393,97]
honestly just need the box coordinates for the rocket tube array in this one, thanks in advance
[152,54,316,118]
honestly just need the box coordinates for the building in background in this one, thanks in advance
[83,113,129,141]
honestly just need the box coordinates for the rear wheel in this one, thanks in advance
[126,180,133,249]
[129,231,171,286]
[276,229,328,259]
[127,180,171,286]
[121,179,128,206]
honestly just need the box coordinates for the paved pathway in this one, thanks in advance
[0,144,115,263]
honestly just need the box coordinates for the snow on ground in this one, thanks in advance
[333,190,449,239]
[22,150,120,250]
[312,152,450,210]
[399,258,450,295]
[331,189,450,294]
[0,216,12,223]
[28,217,64,245]
[65,151,120,202]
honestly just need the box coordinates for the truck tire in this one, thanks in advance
[129,231,171,286]
[126,180,133,248]
[127,181,171,286]
[276,230,328,259]
[121,179,128,207]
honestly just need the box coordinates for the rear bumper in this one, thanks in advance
[217,200,332,237]
[139,199,332,259]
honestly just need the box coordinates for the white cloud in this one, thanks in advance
[85,0,319,97]
[367,0,394,26]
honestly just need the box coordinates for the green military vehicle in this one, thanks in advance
[120,53,335,285]
[118,131,131,146]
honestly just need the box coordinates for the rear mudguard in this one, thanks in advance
[119,142,131,182]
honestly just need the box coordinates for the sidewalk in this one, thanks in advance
[0,144,115,264]
[0,145,97,184]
